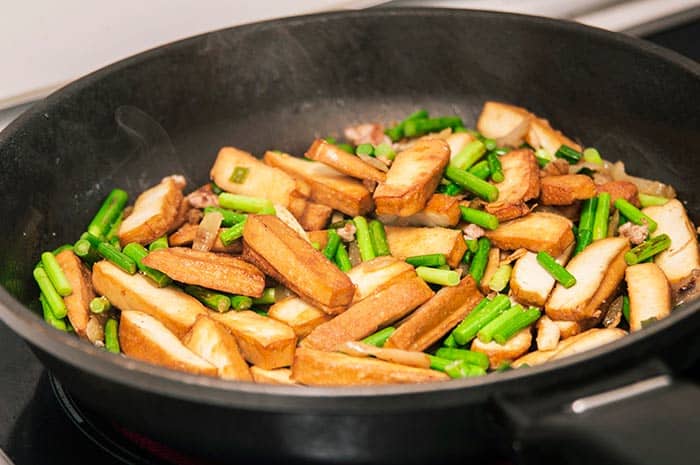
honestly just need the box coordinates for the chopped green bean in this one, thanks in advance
[374,143,396,160]
[229,166,250,184]
[355,143,374,157]
[453,294,510,345]
[335,242,352,272]
[185,285,231,313]
[218,193,275,214]
[536,251,576,288]
[39,293,68,331]
[122,243,172,287]
[353,216,375,262]
[493,307,541,344]
[362,327,396,347]
[592,193,611,241]
[231,295,253,310]
[451,140,486,170]
[555,144,582,164]
[204,207,247,227]
[583,147,603,164]
[487,152,504,183]
[220,218,247,246]
[403,116,463,138]
[41,252,72,296]
[252,288,276,305]
[368,220,391,256]
[488,264,512,292]
[33,267,67,319]
[459,206,499,230]
[87,188,128,239]
[467,160,491,180]
[639,193,669,208]
[406,254,447,268]
[148,236,169,251]
[323,229,342,261]
[469,237,491,283]
[415,267,460,286]
[435,348,489,370]
[614,199,657,233]
[478,304,525,343]
[624,234,671,265]
[104,318,120,353]
[89,296,111,314]
[444,166,499,202]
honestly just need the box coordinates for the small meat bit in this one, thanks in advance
[162,174,187,190]
[463,224,485,241]
[344,123,388,146]
[541,158,569,177]
[186,184,219,209]
[186,208,204,225]
[618,222,648,245]
[337,222,357,242]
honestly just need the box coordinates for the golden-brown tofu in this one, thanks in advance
[167,223,242,253]
[540,174,596,205]
[291,348,448,385]
[546,237,629,321]
[118,177,184,246]
[479,248,501,294]
[305,139,387,182]
[526,117,582,155]
[385,225,467,268]
[445,132,476,159]
[92,261,206,338]
[485,149,540,221]
[536,315,560,351]
[182,315,252,381]
[471,328,532,369]
[210,147,304,207]
[550,328,626,360]
[510,245,574,307]
[264,150,373,216]
[373,139,450,216]
[485,212,574,257]
[626,263,672,332]
[378,194,461,228]
[476,102,533,147]
[267,297,331,338]
[597,181,640,207]
[512,349,557,368]
[307,230,330,250]
[142,247,265,297]
[55,250,95,337]
[119,310,217,376]
[385,276,484,351]
[643,199,700,286]
[346,256,416,303]
[242,215,355,314]
[250,366,297,385]
[212,310,297,370]
[302,275,434,351]
[297,201,333,231]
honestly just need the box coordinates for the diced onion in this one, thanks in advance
[193,211,223,252]
[274,204,310,243]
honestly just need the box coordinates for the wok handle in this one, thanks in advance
[495,359,700,465]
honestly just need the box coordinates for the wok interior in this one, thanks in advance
[1,9,698,343]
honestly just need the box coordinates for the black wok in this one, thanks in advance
[1,8,700,465]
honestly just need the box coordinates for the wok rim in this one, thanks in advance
[1,7,699,413]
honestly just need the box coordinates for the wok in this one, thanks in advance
[1,8,700,465]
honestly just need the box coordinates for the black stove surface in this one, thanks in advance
[2,21,699,465]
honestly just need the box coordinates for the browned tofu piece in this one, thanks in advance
[268,297,331,337]
[540,174,596,205]
[385,276,484,351]
[118,177,184,246]
[550,328,626,360]
[210,146,305,207]
[302,275,434,351]
[485,149,540,221]
[55,250,95,337]
[471,328,532,369]
[241,215,355,314]
[597,181,640,208]
[510,245,574,307]
[307,230,329,249]
[546,237,629,321]
[373,139,450,217]
[298,201,333,231]
[485,212,574,257]
[292,347,448,385]
[346,256,416,303]
[626,263,671,332]
[250,366,297,385]
[476,102,533,147]
[264,150,373,216]
[182,315,252,381]
[212,311,297,370]
[446,132,476,159]
[119,310,217,376]
[526,117,582,155]
[378,194,461,228]
[142,247,265,297]
[385,225,467,268]
[167,223,242,253]
[479,248,502,294]
[305,139,387,182]
[92,260,206,338]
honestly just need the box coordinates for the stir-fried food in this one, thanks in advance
[33,102,699,385]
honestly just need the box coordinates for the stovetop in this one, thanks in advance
[1,21,699,465]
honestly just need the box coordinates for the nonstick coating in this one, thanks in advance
[1,8,699,464]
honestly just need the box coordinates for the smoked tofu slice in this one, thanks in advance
[168,223,242,253]
[485,149,540,221]
[471,328,532,369]
[346,256,416,303]
[298,201,333,231]
[373,139,450,216]
[597,181,640,207]
[92,260,206,338]
[546,237,629,321]
[55,250,95,337]
[268,297,331,338]
[292,348,448,385]
[510,244,574,307]
[118,177,184,246]
[385,276,484,351]
[264,150,373,216]
[302,275,434,351]
[446,132,476,159]
[536,315,561,351]
[182,315,252,381]
[525,117,582,155]
[242,215,355,314]
[512,349,557,368]
[212,311,297,370]
[250,367,296,385]
[119,311,217,376]
[142,247,265,297]
[626,263,672,332]
[476,102,533,147]
[550,328,626,360]
[384,225,467,268]
[305,139,387,182]
[643,199,700,286]
[378,194,461,228]
[540,174,596,205]
[210,146,304,207]
[485,212,574,257]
